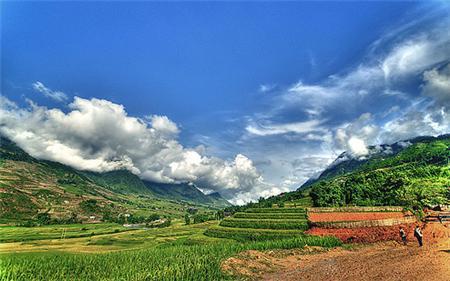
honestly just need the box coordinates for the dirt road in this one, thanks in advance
[222,223,450,281]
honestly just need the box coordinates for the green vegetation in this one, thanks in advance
[0,221,341,281]
[0,136,229,223]
[233,212,306,219]
[219,218,308,230]
[0,223,129,243]
[206,205,309,242]
[242,135,449,210]
[245,207,307,213]
[206,226,308,241]
[0,235,340,281]
[310,137,450,208]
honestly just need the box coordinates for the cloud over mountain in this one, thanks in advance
[0,96,267,204]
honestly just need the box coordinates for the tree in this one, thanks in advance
[216,210,224,220]
[36,212,51,225]
[184,213,190,225]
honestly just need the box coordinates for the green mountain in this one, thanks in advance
[82,170,154,196]
[301,134,450,189]
[306,134,449,208]
[247,134,449,210]
[0,136,230,223]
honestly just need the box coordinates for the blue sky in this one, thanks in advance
[1,1,449,204]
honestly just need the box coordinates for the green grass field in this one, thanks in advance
[0,223,130,243]
[0,220,341,281]
[219,218,309,230]
[205,206,310,242]
[245,207,307,213]
[233,212,307,219]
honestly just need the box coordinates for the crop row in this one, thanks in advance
[233,212,307,219]
[245,207,307,213]
[219,218,309,230]
[204,226,306,241]
[0,235,342,281]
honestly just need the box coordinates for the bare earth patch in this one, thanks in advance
[222,223,450,281]
[308,212,406,222]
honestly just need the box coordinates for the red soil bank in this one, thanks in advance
[306,222,449,244]
[308,212,406,222]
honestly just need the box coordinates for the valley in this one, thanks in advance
[0,135,449,280]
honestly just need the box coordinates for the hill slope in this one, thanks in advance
[302,135,450,189]
[307,135,450,207]
[0,137,230,223]
[249,135,449,209]
[143,181,231,207]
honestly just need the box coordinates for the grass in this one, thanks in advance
[245,207,307,213]
[205,206,309,241]
[233,212,307,219]
[0,235,341,281]
[204,226,307,241]
[219,218,309,230]
[0,223,130,243]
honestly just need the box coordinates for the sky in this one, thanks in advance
[1,1,449,204]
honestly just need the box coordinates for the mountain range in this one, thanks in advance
[0,136,230,223]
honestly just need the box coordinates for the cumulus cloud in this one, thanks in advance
[0,96,266,203]
[334,113,380,157]
[32,81,68,102]
[147,115,180,137]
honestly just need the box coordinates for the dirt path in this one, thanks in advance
[222,224,450,281]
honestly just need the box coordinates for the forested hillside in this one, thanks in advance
[309,135,449,208]
[233,135,449,211]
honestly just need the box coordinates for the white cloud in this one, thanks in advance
[147,115,180,137]
[422,64,450,107]
[333,113,380,157]
[246,119,325,136]
[347,137,369,156]
[380,108,449,143]
[259,84,276,93]
[381,34,450,80]
[0,96,269,203]
[32,81,68,102]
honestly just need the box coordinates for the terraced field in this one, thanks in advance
[205,206,309,241]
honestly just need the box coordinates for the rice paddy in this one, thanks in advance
[0,219,341,281]
[205,206,311,242]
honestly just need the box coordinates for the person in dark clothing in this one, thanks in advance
[399,227,407,245]
[414,225,423,247]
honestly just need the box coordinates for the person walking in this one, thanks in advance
[399,227,407,245]
[414,225,423,247]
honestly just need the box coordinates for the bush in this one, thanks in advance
[36,213,51,225]
[192,214,210,224]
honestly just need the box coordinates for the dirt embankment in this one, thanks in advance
[306,222,448,244]
[306,210,417,243]
[222,223,450,281]
[308,212,407,222]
